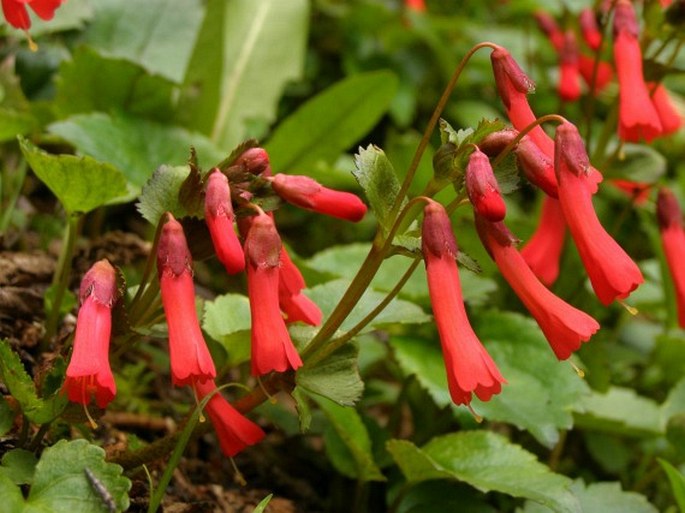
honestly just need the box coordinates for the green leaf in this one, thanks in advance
[267,70,399,174]
[202,293,252,367]
[54,47,175,122]
[387,432,579,513]
[25,439,130,513]
[604,144,666,183]
[0,339,67,425]
[352,145,404,234]
[393,480,497,513]
[0,473,23,513]
[180,0,308,149]
[0,108,39,142]
[83,0,204,83]
[136,165,191,224]
[297,343,364,406]
[658,459,685,512]
[49,112,223,193]
[19,137,129,215]
[520,480,658,513]
[253,494,274,513]
[291,387,313,432]
[312,394,385,482]
[574,386,663,436]
[0,396,13,436]
[0,449,37,485]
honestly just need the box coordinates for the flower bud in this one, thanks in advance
[491,46,536,110]
[235,147,271,176]
[204,169,245,274]
[421,200,458,259]
[465,148,506,222]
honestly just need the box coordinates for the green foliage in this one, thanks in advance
[202,293,252,367]
[658,459,685,512]
[253,494,274,513]
[0,449,37,485]
[0,397,13,436]
[136,165,191,224]
[387,432,580,513]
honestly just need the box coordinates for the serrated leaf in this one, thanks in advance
[267,70,399,174]
[0,449,37,485]
[49,112,223,193]
[297,343,363,406]
[25,439,130,513]
[520,480,658,513]
[54,47,175,122]
[202,293,252,366]
[83,0,204,83]
[0,339,67,425]
[19,137,129,214]
[136,165,191,224]
[312,394,385,482]
[180,0,308,149]
[352,145,404,234]
[387,432,579,513]
[0,396,13,436]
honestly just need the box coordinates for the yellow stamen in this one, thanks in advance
[82,378,98,429]
[619,300,638,316]
[466,403,483,424]
[192,382,205,423]
[229,457,247,486]
[569,361,585,379]
[25,31,38,52]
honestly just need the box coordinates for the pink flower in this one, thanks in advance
[62,259,118,408]
[465,148,506,221]
[521,196,567,287]
[649,82,683,136]
[278,247,322,326]
[195,379,265,457]
[422,200,505,405]
[204,169,245,275]
[157,214,216,387]
[270,174,368,222]
[476,215,599,359]
[558,31,581,102]
[613,0,662,142]
[657,188,685,328]
[1,0,63,30]
[244,211,303,375]
[554,122,643,305]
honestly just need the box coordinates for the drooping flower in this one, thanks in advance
[578,55,614,94]
[270,174,368,222]
[157,214,216,387]
[204,169,245,275]
[613,0,663,142]
[465,147,506,222]
[1,0,63,30]
[657,188,685,328]
[278,247,322,326]
[195,379,265,457]
[579,8,602,51]
[534,10,564,52]
[244,211,303,375]
[521,196,567,287]
[476,215,599,359]
[558,30,581,102]
[554,122,643,305]
[421,200,505,405]
[62,259,118,408]
[649,82,683,136]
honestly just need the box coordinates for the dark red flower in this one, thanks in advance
[244,211,303,375]
[63,259,118,408]
[521,196,567,287]
[613,0,663,142]
[476,215,599,360]
[422,200,505,405]
[1,0,63,30]
[558,31,581,102]
[579,8,602,51]
[465,148,506,221]
[649,82,683,136]
[657,188,685,328]
[204,169,245,275]
[554,122,643,305]
[270,174,367,222]
[157,214,216,387]
[278,247,322,326]
[195,379,265,457]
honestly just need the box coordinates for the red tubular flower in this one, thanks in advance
[278,247,322,326]
[649,82,683,136]
[270,174,367,222]
[657,188,685,328]
[63,259,118,408]
[465,148,506,221]
[421,200,505,405]
[476,215,599,359]
[158,214,216,387]
[609,179,651,205]
[613,0,663,142]
[244,211,303,375]
[1,0,63,30]
[521,196,567,286]
[554,122,643,305]
[558,31,581,102]
[579,8,602,51]
[204,169,245,275]
[195,379,265,457]
[534,10,564,52]
[578,55,614,94]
